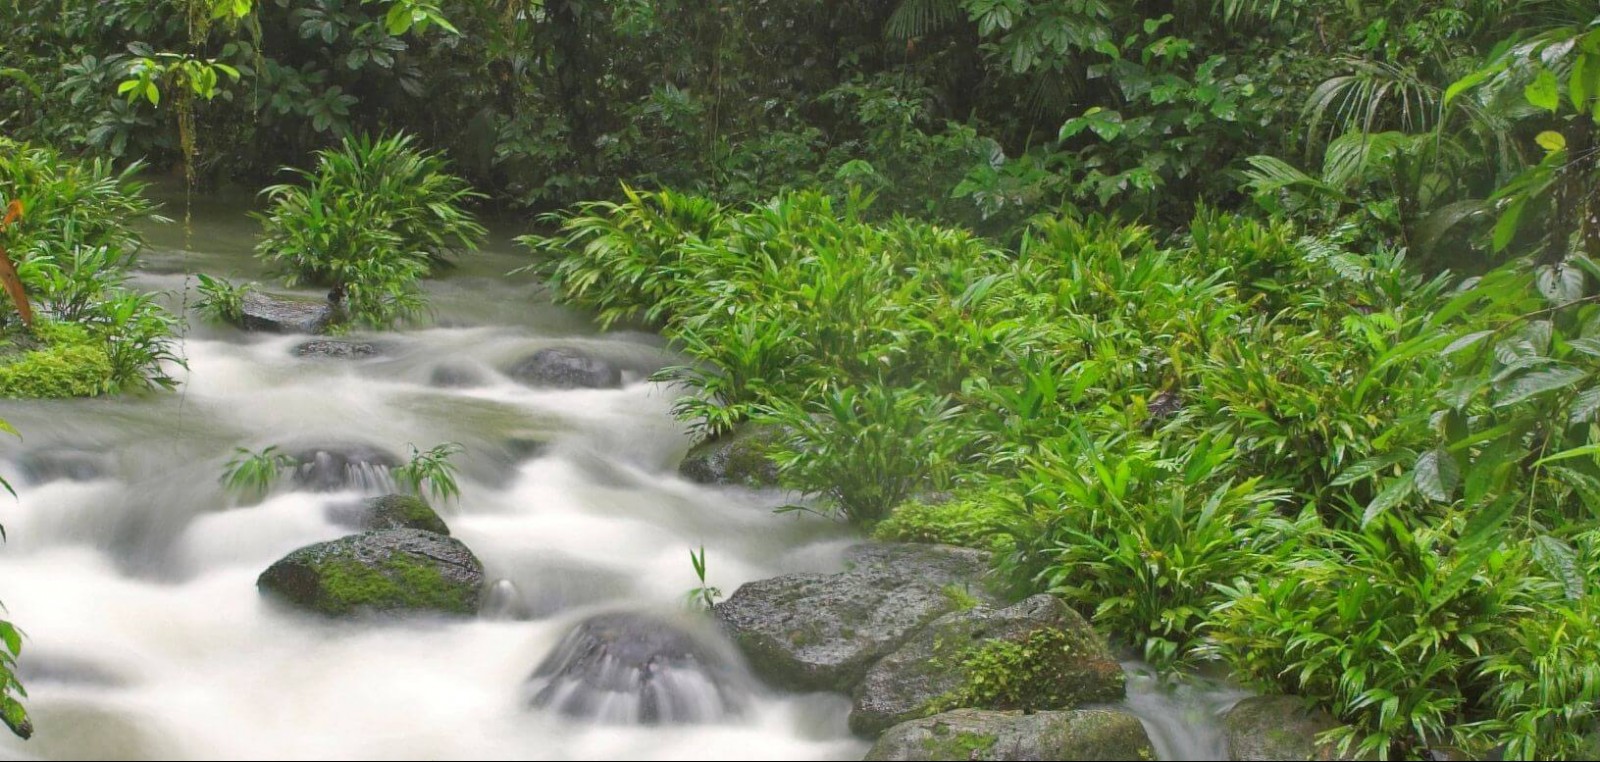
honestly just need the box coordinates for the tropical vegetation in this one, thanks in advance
[3,0,1600,758]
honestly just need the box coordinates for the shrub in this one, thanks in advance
[256,133,485,328]
[0,321,112,398]
[872,489,1016,553]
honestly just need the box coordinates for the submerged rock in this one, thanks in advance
[850,594,1125,737]
[289,442,400,492]
[17,448,112,484]
[678,424,785,488]
[326,494,450,535]
[256,528,485,616]
[1224,695,1352,761]
[293,339,379,359]
[509,347,621,389]
[429,363,488,388]
[865,708,1155,761]
[526,611,751,724]
[713,543,998,693]
[238,292,336,334]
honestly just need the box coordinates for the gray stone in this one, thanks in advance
[712,543,997,693]
[526,611,752,724]
[429,363,487,388]
[256,529,485,616]
[678,424,785,487]
[509,347,621,389]
[18,448,111,484]
[850,594,1125,737]
[1224,695,1352,761]
[238,292,336,334]
[293,339,378,359]
[864,708,1155,761]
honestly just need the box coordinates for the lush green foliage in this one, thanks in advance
[393,442,463,504]
[0,139,181,394]
[0,416,27,740]
[0,321,114,399]
[220,445,294,502]
[254,133,485,328]
[194,273,251,324]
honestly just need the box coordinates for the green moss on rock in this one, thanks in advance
[361,494,450,535]
[850,595,1125,736]
[872,490,1016,553]
[865,708,1155,761]
[679,423,785,487]
[0,322,112,399]
[257,528,485,616]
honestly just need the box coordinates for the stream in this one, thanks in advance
[0,194,1242,760]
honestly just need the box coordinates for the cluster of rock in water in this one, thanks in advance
[213,302,1349,761]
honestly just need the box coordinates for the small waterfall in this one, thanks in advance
[525,611,754,725]
[1121,662,1250,761]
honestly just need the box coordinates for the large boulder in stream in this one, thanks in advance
[289,442,400,492]
[678,424,785,488]
[525,611,752,724]
[509,347,621,389]
[257,529,485,616]
[864,708,1155,761]
[1224,695,1354,761]
[850,594,1125,737]
[238,292,337,334]
[712,543,999,693]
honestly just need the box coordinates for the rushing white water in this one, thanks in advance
[0,195,1243,760]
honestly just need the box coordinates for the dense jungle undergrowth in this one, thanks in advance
[5,0,1600,758]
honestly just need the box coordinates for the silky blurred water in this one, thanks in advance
[0,197,1243,761]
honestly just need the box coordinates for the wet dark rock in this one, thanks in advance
[289,442,400,492]
[1225,695,1357,761]
[526,611,752,724]
[713,543,999,693]
[238,292,336,334]
[293,339,379,359]
[678,424,785,488]
[850,595,1126,737]
[256,529,485,616]
[509,347,621,390]
[18,448,112,484]
[429,363,487,388]
[865,708,1155,761]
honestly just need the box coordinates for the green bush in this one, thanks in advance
[872,489,1016,553]
[0,321,112,398]
[256,133,485,328]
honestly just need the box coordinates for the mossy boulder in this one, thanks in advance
[0,322,112,399]
[526,611,752,724]
[256,529,485,616]
[864,708,1155,761]
[1224,695,1355,761]
[850,594,1125,737]
[327,494,450,535]
[678,424,785,488]
[238,291,336,334]
[509,347,621,389]
[712,543,999,693]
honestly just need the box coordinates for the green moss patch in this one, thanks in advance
[872,490,1016,553]
[0,322,112,399]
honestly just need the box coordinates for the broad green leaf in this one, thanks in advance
[1526,68,1560,112]
[1495,365,1588,407]
[1414,449,1460,502]
[1536,131,1567,151]
[1441,330,1493,357]
[1362,476,1414,528]
[1533,534,1585,599]
[1493,196,1527,252]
